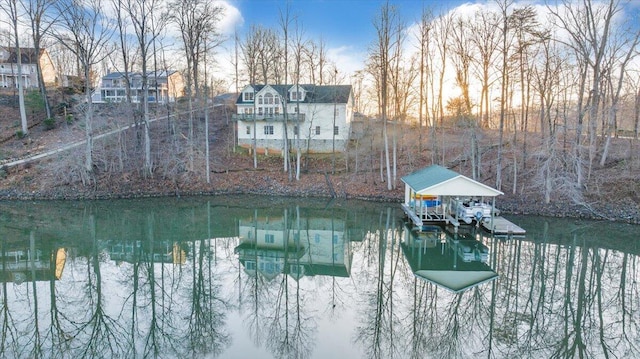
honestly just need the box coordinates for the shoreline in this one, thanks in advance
[1,180,638,225]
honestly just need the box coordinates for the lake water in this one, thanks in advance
[0,196,638,359]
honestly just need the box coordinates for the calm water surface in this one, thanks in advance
[0,196,638,359]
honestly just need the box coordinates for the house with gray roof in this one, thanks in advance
[93,70,185,104]
[233,84,354,154]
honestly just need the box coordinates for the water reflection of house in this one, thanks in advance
[0,244,66,283]
[108,240,187,264]
[401,226,498,293]
[235,216,352,280]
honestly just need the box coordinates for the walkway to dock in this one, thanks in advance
[481,216,526,236]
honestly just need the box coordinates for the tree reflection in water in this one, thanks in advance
[0,198,638,358]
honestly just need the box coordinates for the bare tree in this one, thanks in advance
[1,0,28,135]
[126,0,167,177]
[169,0,224,172]
[495,0,515,191]
[469,10,500,131]
[416,7,433,154]
[240,25,261,168]
[598,20,639,166]
[509,6,543,193]
[431,11,454,165]
[279,4,292,178]
[22,0,56,120]
[450,17,473,116]
[111,0,134,103]
[369,1,403,191]
[291,19,307,181]
[53,0,113,179]
[548,0,625,185]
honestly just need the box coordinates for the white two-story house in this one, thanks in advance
[233,84,354,154]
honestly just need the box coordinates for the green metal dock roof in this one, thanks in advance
[401,165,503,197]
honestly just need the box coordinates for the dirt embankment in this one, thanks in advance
[0,99,639,225]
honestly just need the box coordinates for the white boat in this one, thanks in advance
[454,200,497,224]
[456,240,490,262]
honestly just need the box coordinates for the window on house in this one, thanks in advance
[243,91,254,101]
[258,107,263,115]
[334,126,339,135]
[293,126,298,136]
[275,95,280,104]
[268,107,274,115]
[246,126,251,135]
[291,90,302,101]
[315,126,321,135]
[258,95,263,104]
[274,107,280,114]
[264,125,274,135]
[265,93,273,104]
[265,233,275,243]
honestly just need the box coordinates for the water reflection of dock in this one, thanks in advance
[401,225,498,293]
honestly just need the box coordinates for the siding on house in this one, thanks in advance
[96,70,185,104]
[233,84,354,154]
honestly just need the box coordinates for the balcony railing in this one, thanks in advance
[232,113,306,122]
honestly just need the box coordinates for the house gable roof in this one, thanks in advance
[0,47,45,64]
[103,72,127,79]
[102,70,178,81]
[236,84,352,105]
[401,165,503,197]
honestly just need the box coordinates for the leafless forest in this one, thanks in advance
[0,0,639,222]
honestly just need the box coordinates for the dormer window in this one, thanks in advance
[243,91,254,102]
[289,85,306,102]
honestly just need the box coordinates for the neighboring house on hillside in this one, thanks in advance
[0,46,57,89]
[233,84,354,153]
[93,70,185,104]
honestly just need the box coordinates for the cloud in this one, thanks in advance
[216,1,244,36]
[327,45,366,78]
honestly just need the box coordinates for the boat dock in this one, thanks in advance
[400,165,525,237]
[481,216,526,237]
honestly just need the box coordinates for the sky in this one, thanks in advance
[216,0,640,88]
[216,0,470,82]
